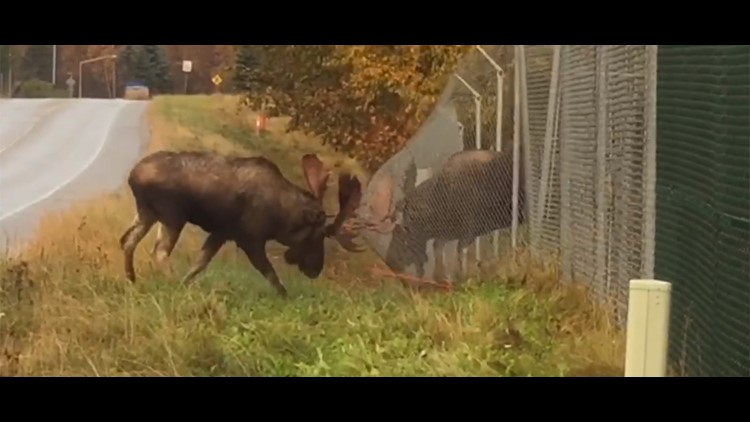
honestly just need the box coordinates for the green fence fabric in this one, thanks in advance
[655,45,750,377]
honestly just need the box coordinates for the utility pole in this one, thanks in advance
[7,50,12,97]
[52,45,57,85]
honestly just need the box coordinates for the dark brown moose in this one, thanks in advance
[119,150,363,296]
[355,149,524,283]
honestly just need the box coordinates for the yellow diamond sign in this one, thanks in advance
[211,74,223,86]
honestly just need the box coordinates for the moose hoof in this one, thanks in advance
[274,285,289,298]
[126,273,136,283]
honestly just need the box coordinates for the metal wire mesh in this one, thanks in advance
[558,45,600,296]
[521,45,655,321]
[605,46,653,318]
[655,45,750,377]
[358,46,522,282]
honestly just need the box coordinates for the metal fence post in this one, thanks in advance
[511,46,523,250]
[475,46,506,259]
[535,46,562,254]
[453,73,483,270]
[595,46,610,299]
[558,45,573,283]
[641,45,659,280]
[519,45,532,250]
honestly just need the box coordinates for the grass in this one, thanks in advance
[0,94,625,376]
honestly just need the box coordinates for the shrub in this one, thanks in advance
[15,79,69,99]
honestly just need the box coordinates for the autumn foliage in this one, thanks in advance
[233,45,472,171]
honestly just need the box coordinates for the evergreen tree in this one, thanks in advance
[141,45,172,94]
[119,45,150,85]
[234,46,259,92]
[132,46,152,85]
[118,44,141,82]
[20,45,53,81]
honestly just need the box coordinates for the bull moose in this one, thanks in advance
[119,150,363,296]
[353,149,524,283]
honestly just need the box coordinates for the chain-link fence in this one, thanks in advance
[524,45,658,322]
[358,44,749,376]
[654,45,749,377]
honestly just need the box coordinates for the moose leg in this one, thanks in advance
[181,232,226,284]
[414,249,427,280]
[152,220,186,276]
[455,237,474,283]
[119,214,141,250]
[120,211,157,282]
[238,241,288,297]
[433,239,447,282]
[150,223,163,257]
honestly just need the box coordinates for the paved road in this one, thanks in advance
[0,98,150,254]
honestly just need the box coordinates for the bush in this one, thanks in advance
[14,79,69,99]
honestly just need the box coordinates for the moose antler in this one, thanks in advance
[336,173,401,236]
[325,173,366,252]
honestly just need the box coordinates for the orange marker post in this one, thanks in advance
[256,112,268,136]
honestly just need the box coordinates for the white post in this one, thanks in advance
[496,71,504,154]
[625,279,672,377]
[511,46,522,250]
[493,69,504,258]
[474,94,482,262]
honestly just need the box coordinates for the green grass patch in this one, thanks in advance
[1,258,620,376]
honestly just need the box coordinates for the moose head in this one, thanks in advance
[282,154,365,278]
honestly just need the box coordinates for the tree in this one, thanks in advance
[118,44,141,82]
[0,45,9,74]
[84,45,118,97]
[116,45,172,94]
[20,45,53,81]
[234,45,471,171]
[141,45,172,94]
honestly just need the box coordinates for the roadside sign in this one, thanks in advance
[182,60,193,73]
[211,74,223,86]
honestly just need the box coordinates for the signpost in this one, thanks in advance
[65,73,76,98]
[211,74,223,93]
[182,60,192,94]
